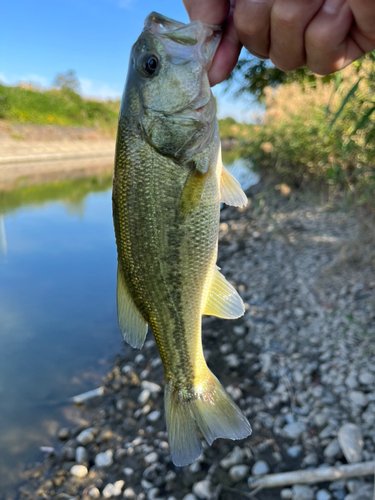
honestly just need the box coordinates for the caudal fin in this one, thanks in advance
[164,372,252,466]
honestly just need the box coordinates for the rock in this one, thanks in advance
[358,371,374,386]
[193,479,212,500]
[338,423,363,463]
[62,440,77,461]
[95,449,113,468]
[147,488,160,500]
[138,389,151,405]
[70,464,88,478]
[144,452,158,465]
[349,391,368,407]
[280,490,293,499]
[314,412,329,428]
[225,353,240,368]
[182,495,197,500]
[303,453,318,466]
[283,422,307,440]
[291,485,314,500]
[123,467,134,478]
[345,373,358,390]
[147,411,161,423]
[75,446,89,464]
[229,465,249,482]
[114,448,126,461]
[76,428,95,446]
[251,460,270,476]
[220,446,245,469]
[141,381,162,393]
[58,427,70,440]
[97,428,113,443]
[102,481,124,498]
[287,445,303,458]
[123,488,136,499]
[316,490,332,500]
[324,439,342,459]
[88,487,100,499]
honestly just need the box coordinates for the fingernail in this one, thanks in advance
[322,0,344,15]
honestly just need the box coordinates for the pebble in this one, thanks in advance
[95,449,113,468]
[316,490,332,500]
[70,464,88,478]
[287,445,303,458]
[220,446,245,469]
[76,428,95,446]
[102,480,124,498]
[182,495,197,500]
[123,488,136,499]
[141,381,162,393]
[283,422,307,440]
[349,391,368,407]
[324,439,342,459]
[251,460,270,476]
[75,446,89,464]
[292,485,314,500]
[229,465,249,482]
[193,480,212,500]
[57,427,70,440]
[358,371,374,386]
[338,423,363,463]
[147,411,161,423]
[88,487,100,499]
[144,452,158,465]
[281,490,293,499]
[138,389,151,405]
[123,467,134,478]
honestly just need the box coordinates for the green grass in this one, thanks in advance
[0,83,120,130]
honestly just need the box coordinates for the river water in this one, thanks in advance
[0,157,258,495]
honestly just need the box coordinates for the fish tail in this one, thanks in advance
[164,371,252,466]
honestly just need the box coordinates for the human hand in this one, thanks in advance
[183,0,375,86]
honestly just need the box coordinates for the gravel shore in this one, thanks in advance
[16,182,375,500]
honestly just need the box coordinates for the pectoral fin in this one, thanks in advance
[220,166,248,208]
[117,266,148,349]
[203,266,245,319]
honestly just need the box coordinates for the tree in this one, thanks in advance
[52,70,80,94]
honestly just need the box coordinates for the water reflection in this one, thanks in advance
[0,159,258,494]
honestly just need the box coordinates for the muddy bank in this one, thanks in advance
[14,183,375,500]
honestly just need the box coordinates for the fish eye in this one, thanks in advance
[139,53,160,77]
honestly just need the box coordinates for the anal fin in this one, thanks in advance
[220,166,248,207]
[117,266,148,349]
[203,266,245,319]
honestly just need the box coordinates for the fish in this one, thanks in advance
[112,12,252,466]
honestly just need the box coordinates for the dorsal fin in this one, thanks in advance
[203,266,245,319]
[117,266,148,349]
[220,166,248,208]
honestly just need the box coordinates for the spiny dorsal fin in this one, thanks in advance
[203,266,245,319]
[220,166,248,208]
[117,266,148,349]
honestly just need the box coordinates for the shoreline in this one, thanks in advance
[15,182,375,500]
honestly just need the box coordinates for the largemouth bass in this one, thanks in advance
[112,12,251,466]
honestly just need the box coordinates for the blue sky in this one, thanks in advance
[1,0,258,122]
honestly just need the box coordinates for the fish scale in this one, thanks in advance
[112,12,251,466]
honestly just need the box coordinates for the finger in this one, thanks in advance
[234,0,274,59]
[349,0,375,53]
[269,0,324,71]
[183,0,230,25]
[305,0,360,74]
[208,14,242,86]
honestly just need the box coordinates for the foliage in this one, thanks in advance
[218,117,254,140]
[53,70,81,93]
[227,53,335,102]
[239,53,375,209]
[0,80,120,131]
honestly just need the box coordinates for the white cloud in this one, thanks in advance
[0,72,49,88]
[80,78,123,101]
